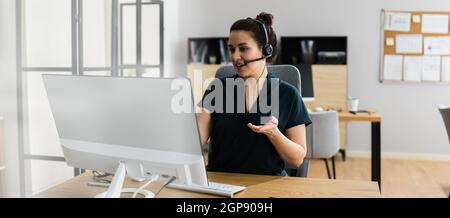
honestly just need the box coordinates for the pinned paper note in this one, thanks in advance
[422,56,441,81]
[384,12,411,32]
[422,14,449,34]
[413,15,421,23]
[403,56,422,82]
[424,36,450,55]
[441,56,450,82]
[383,55,403,81]
[386,38,395,46]
[396,34,422,53]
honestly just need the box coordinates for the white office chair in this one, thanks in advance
[438,104,450,144]
[306,111,340,179]
[438,104,450,198]
[215,64,302,91]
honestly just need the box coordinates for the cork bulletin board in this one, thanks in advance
[380,10,450,83]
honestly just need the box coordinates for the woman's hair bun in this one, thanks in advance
[255,12,274,27]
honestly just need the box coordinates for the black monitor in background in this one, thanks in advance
[294,64,314,101]
[280,36,347,65]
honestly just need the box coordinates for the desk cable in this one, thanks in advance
[153,175,177,197]
[92,171,112,184]
[131,174,176,198]
[132,174,159,198]
[89,171,176,198]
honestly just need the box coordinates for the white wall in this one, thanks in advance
[0,0,21,197]
[163,0,180,77]
[174,0,450,156]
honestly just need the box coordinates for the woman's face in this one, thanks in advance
[228,31,265,78]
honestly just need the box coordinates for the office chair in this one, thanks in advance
[438,105,450,143]
[216,64,302,92]
[438,104,450,198]
[215,64,309,177]
[306,111,340,179]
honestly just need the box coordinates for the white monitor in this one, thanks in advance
[42,75,209,197]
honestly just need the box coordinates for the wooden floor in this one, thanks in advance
[308,156,450,198]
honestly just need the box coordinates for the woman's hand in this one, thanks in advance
[247,116,280,138]
[249,116,307,167]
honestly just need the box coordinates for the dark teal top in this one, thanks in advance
[200,73,311,175]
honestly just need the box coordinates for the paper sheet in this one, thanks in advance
[424,36,450,55]
[383,55,403,81]
[441,56,450,82]
[403,56,422,82]
[396,34,423,53]
[386,38,394,46]
[422,14,449,34]
[384,12,411,32]
[413,15,421,23]
[422,56,441,81]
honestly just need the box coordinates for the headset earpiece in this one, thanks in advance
[251,19,273,58]
[263,44,273,58]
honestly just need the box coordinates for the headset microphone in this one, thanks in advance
[235,56,266,68]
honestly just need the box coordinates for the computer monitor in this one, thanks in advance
[42,75,209,197]
[294,64,315,101]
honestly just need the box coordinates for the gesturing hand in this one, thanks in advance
[247,116,279,137]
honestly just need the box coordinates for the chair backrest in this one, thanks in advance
[306,111,340,159]
[215,64,302,95]
[438,105,450,143]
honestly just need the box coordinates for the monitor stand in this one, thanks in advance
[94,162,156,198]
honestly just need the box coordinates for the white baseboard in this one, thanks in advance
[346,150,450,162]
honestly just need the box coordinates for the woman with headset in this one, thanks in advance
[197,12,311,176]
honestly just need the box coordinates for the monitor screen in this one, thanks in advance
[294,64,314,100]
[280,36,347,65]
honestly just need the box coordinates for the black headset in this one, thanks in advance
[249,18,273,58]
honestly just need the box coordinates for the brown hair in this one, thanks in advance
[230,12,278,62]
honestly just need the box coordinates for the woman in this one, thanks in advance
[197,12,311,176]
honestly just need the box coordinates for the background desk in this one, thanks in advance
[339,111,382,188]
[35,172,380,198]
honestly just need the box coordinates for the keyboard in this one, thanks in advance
[167,182,246,197]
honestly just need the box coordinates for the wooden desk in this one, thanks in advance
[339,111,382,189]
[35,172,380,198]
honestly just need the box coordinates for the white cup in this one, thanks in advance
[209,56,217,64]
[348,98,359,112]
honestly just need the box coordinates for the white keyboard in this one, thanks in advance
[167,182,246,197]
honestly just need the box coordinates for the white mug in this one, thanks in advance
[209,56,217,64]
[348,98,359,112]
